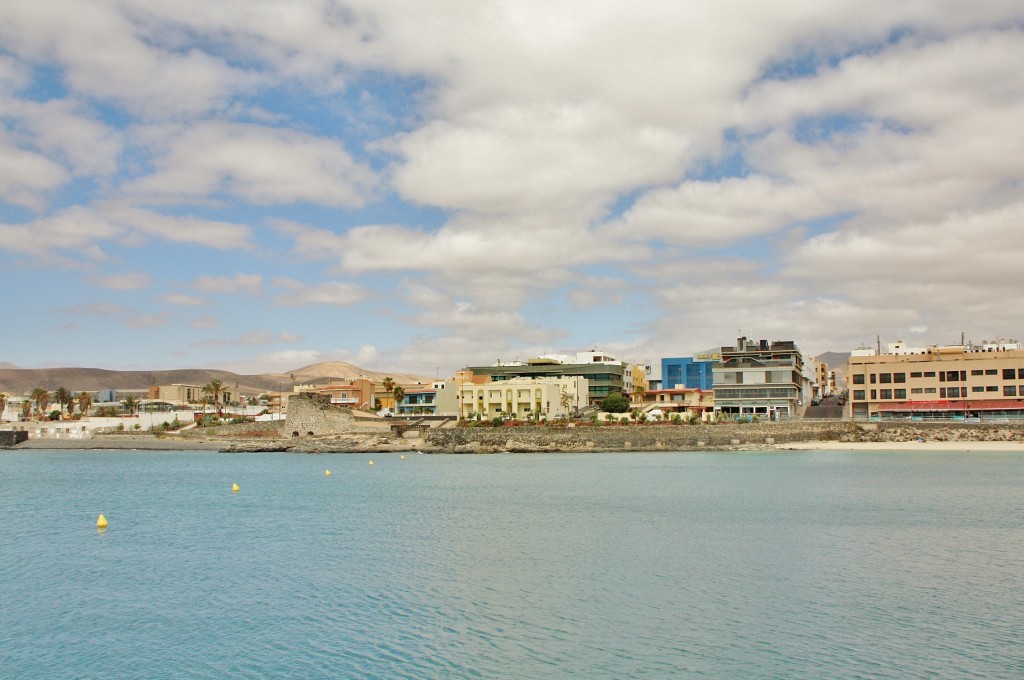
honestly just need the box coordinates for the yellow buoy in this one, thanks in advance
[232,483,240,493]
[325,469,331,476]
[96,514,108,529]
[368,460,374,466]
[400,455,405,460]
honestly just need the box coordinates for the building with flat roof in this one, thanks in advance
[712,337,807,419]
[847,339,1024,420]
[662,354,716,391]
[454,376,588,419]
[466,351,624,406]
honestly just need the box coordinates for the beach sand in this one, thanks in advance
[776,440,1024,452]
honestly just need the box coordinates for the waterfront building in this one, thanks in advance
[644,387,715,420]
[148,384,206,406]
[661,351,717,392]
[455,376,589,419]
[847,338,1024,420]
[466,351,624,406]
[712,337,807,419]
[305,379,375,409]
[397,387,437,415]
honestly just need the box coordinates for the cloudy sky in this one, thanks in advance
[3,1,1023,375]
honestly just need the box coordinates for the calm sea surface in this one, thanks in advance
[1,450,1022,679]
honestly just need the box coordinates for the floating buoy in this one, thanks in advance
[325,469,331,476]
[368,460,374,466]
[232,483,240,493]
[400,455,405,460]
[96,514,108,529]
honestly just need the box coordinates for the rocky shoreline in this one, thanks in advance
[8,420,1024,453]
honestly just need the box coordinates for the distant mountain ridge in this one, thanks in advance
[0,362,433,395]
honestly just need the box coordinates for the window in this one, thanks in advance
[972,386,984,393]
[880,389,892,399]
[947,387,961,398]
[924,371,936,378]
[894,373,906,383]
[924,387,937,394]
[894,389,906,399]
[910,372,923,378]
[870,390,877,399]
[940,388,945,398]
[971,369,983,376]
[1019,369,1024,379]
[853,390,865,401]
[985,369,997,375]
[911,388,923,394]
[1003,369,1016,380]
[852,374,865,385]
[880,373,892,384]
[870,374,877,384]
[1004,385,1017,397]
[987,385,999,392]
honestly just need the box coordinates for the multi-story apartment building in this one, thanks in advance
[466,351,624,406]
[712,337,807,419]
[847,339,1024,420]
[661,352,717,391]
[454,376,589,419]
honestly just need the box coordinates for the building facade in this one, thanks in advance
[712,337,807,419]
[455,376,589,419]
[661,354,716,391]
[847,340,1024,420]
[466,351,623,406]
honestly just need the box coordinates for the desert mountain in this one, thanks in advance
[0,362,433,395]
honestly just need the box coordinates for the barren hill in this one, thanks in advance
[0,362,433,395]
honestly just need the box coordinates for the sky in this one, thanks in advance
[2,1,1023,376]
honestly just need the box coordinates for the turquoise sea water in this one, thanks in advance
[1,450,1023,679]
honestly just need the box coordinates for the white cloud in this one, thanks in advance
[122,121,378,207]
[272,279,368,307]
[193,273,263,295]
[190,315,220,329]
[160,293,207,306]
[0,131,70,210]
[92,272,151,291]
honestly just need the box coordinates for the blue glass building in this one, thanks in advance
[661,357,715,391]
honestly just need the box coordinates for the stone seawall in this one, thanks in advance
[1,430,29,447]
[423,421,1024,453]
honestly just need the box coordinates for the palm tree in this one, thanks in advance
[202,379,224,412]
[381,377,395,412]
[0,393,7,421]
[122,395,139,415]
[30,387,49,419]
[53,386,72,418]
[77,392,93,415]
[392,385,405,415]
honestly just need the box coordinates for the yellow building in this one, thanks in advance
[456,376,588,419]
[847,340,1024,420]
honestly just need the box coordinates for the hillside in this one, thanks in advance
[0,362,433,395]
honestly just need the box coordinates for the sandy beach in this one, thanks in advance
[776,440,1024,452]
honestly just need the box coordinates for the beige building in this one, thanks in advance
[455,376,589,420]
[847,340,1024,420]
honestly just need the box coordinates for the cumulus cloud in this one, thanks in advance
[193,273,263,295]
[92,272,151,291]
[272,279,368,307]
[160,293,206,306]
[122,121,378,207]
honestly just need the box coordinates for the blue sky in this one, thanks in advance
[2,1,1023,376]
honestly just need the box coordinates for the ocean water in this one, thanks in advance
[1,450,1022,679]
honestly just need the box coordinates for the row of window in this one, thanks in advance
[852,368,1024,384]
[852,385,1024,400]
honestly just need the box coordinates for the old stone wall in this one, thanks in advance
[423,421,1024,453]
[0,430,29,447]
[285,393,358,436]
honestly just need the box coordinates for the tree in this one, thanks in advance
[53,386,72,418]
[202,379,224,410]
[559,387,572,415]
[77,392,93,415]
[122,395,139,415]
[392,385,405,414]
[0,393,7,420]
[30,387,49,419]
[600,391,630,413]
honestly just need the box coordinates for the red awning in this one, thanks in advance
[876,399,1024,412]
